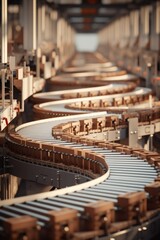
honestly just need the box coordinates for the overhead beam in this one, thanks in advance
[55,3,133,11]
[53,0,158,11]
[74,29,100,33]
[70,22,109,25]
[67,14,115,18]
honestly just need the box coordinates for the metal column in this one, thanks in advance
[1,0,8,109]
[23,0,37,51]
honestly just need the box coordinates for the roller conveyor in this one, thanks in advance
[75,192,117,203]
[33,87,152,119]
[0,210,20,218]
[34,200,61,211]
[102,74,138,81]
[104,182,153,192]
[90,185,135,193]
[3,205,50,222]
[56,194,96,203]
[2,115,158,240]
[31,83,136,103]
[1,0,160,238]
[110,168,156,174]
[0,217,6,223]
[41,194,100,204]
[101,179,151,187]
[81,188,123,196]
[108,174,156,181]
[105,156,149,160]
[86,187,128,195]
[48,141,158,180]
[66,191,113,202]
[26,201,61,211]
[47,72,139,91]
[49,197,88,207]
[38,199,84,212]
[15,203,51,215]
[1,55,160,240]
[1,139,158,234]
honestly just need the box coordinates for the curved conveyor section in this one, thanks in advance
[33,87,152,119]
[0,112,160,240]
[1,52,160,240]
[31,83,136,103]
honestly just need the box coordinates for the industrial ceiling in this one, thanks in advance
[49,0,157,32]
[7,0,158,33]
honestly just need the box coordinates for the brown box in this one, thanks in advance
[4,216,38,240]
[145,182,160,209]
[84,201,115,232]
[117,192,147,221]
[47,208,79,240]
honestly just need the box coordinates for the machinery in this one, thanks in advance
[0,0,160,240]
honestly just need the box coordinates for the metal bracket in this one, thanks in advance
[105,130,120,142]
[138,124,155,137]
[84,129,121,142]
[154,122,160,133]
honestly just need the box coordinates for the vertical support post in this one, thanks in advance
[23,0,37,51]
[1,0,8,64]
[57,171,61,189]
[36,48,41,78]
[155,55,158,76]
[45,7,51,41]
[51,10,57,44]
[10,73,13,106]
[1,69,6,109]
[9,56,15,107]
[149,134,153,151]
[1,0,8,109]
[128,117,138,147]
[144,134,153,151]
[149,94,152,108]
[146,64,152,88]
[56,17,62,70]
[37,2,45,46]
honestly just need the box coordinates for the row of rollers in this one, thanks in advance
[1,139,158,230]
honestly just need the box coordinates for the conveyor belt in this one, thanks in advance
[0,132,159,239]
[62,63,116,73]
[1,53,160,240]
[33,87,152,119]
[0,142,157,212]
[31,83,136,103]
[48,72,139,91]
[1,112,159,221]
